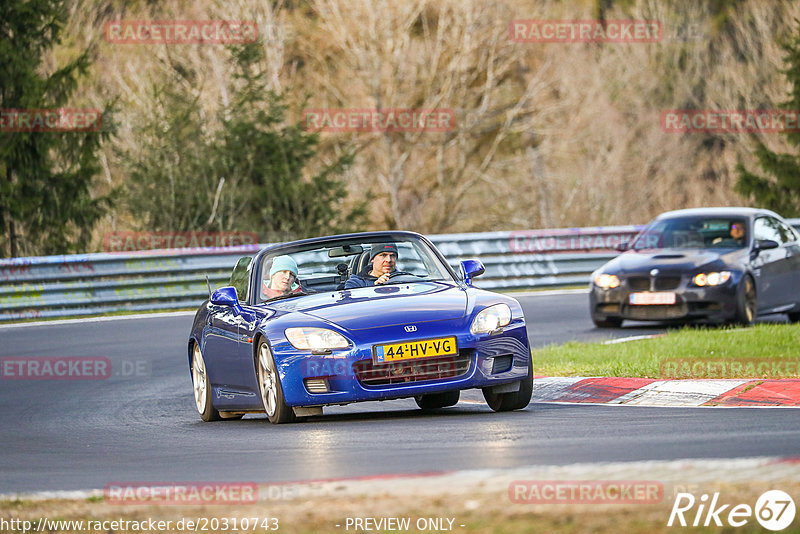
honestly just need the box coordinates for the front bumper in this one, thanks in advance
[590,279,740,323]
[275,320,531,407]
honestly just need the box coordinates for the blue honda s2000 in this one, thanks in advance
[187,231,532,423]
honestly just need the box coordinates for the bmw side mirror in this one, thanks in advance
[460,259,485,286]
[210,286,244,315]
[754,239,779,251]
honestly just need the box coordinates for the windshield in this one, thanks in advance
[631,216,748,250]
[257,235,455,302]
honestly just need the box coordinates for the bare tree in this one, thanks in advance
[304,0,554,232]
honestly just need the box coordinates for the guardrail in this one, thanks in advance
[0,226,640,322]
[3,221,796,322]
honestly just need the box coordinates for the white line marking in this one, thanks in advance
[602,334,663,344]
[0,311,196,329]
[507,288,589,297]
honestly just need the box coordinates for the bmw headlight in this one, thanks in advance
[693,271,731,287]
[470,304,512,334]
[285,327,350,350]
[594,273,620,289]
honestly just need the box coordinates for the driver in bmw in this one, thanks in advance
[344,243,398,288]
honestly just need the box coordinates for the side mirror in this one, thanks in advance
[754,239,779,251]
[615,241,630,252]
[210,286,244,315]
[460,259,485,286]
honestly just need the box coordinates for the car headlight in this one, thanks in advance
[594,273,620,289]
[693,271,731,287]
[285,327,350,350]
[470,304,512,334]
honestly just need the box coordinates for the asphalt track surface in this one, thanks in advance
[0,291,798,493]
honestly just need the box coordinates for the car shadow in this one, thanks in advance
[221,402,534,425]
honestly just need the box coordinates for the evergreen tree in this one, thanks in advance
[0,0,111,257]
[736,22,800,215]
[121,83,221,233]
[123,43,365,240]
[216,44,365,239]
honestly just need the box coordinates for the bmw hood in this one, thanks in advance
[267,282,468,330]
[607,248,745,273]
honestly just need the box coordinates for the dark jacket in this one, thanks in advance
[344,268,380,289]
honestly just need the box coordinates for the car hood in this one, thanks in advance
[608,248,745,273]
[266,281,468,330]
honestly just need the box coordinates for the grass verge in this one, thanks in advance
[2,480,799,534]
[533,323,800,378]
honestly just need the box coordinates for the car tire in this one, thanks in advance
[482,361,533,412]
[733,275,757,326]
[192,342,220,422]
[256,340,296,424]
[592,316,623,328]
[788,311,800,323]
[415,391,460,410]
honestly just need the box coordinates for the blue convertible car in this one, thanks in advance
[188,231,532,423]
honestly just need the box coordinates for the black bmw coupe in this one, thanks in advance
[589,207,800,327]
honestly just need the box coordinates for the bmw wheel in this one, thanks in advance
[734,275,757,326]
[192,342,220,422]
[256,340,296,424]
[483,361,533,412]
[415,390,460,410]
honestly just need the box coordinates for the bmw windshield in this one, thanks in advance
[631,216,748,250]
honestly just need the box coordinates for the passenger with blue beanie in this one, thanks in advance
[263,255,302,299]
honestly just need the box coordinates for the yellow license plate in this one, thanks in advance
[374,336,457,363]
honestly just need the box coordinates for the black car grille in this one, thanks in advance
[627,277,650,291]
[654,276,681,290]
[353,352,472,387]
[624,303,688,320]
[491,354,514,374]
[626,275,681,291]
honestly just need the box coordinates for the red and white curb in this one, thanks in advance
[533,377,800,407]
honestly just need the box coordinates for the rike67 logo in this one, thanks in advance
[668,490,796,530]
